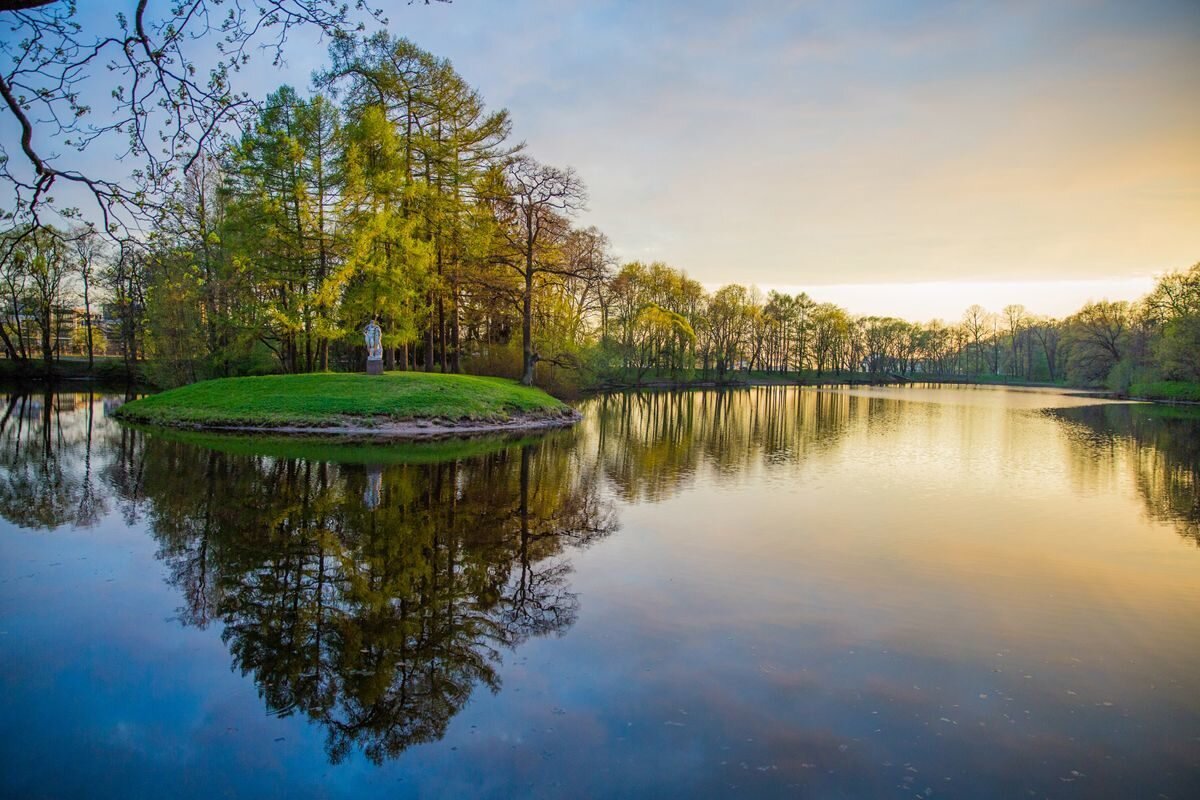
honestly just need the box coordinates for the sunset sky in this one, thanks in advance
[70,0,1200,319]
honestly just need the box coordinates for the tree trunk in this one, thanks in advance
[11,288,27,361]
[424,291,435,371]
[83,274,94,368]
[438,294,447,373]
[521,266,535,386]
[40,307,52,375]
[0,323,18,362]
[450,283,461,373]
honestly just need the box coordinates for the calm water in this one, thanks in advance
[1,385,1198,798]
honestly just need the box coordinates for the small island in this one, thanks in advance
[112,372,579,437]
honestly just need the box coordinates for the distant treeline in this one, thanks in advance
[589,261,1200,397]
[1,33,1196,396]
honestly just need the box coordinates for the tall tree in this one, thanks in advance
[69,225,106,367]
[484,155,586,386]
[1064,300,1131,384]
[16,226,72,373]
[962,304,989,375]
[224,87,345,372]
[334,103,431,366]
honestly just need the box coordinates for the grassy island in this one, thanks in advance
[112,372,574,431]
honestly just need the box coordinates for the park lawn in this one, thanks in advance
[1129,381,1200,403]
[113,372,570,427]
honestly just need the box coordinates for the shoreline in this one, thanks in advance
[593,375,1069,393]
[99,376,1200,440]
[12,364,1195,408]
[118,408,583,440]
[590,376,1200,405]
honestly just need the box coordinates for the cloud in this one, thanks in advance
[22,0,1198,301]
[394,1,1199,289]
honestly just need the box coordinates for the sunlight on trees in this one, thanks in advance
[0,14,1195,396]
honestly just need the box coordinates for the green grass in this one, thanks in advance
[1128,381,1200,403]
[113,372,570,428]
[138,426,552,464]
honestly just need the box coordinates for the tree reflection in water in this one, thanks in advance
[0,390,115,529]
[0,388,617,764]
[143,435,616,764]
[2,387,1198,767]
[589,387,857,501]
[1047,403,1200,546]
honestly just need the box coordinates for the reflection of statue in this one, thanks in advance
[363,320,383,374]
[363,464,382,510]
[144,437,616,765]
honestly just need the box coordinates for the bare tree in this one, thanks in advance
[70,224,107,366]
[1029,317,1061,382]
[962,304,989,376]
[1003,303,1027,378]
[1064,300,1130,383]
[555,226,614,342]
[485,155,586,386]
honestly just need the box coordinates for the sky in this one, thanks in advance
[17,0,1200,320]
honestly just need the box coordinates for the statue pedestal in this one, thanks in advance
[366,359,383,375]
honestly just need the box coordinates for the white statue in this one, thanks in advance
[364,319,383,362]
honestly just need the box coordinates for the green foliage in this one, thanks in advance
[336,104,433,350]
[461,339,523,381]
[2,226,71,370]
[70,324,106,355]
[1155,310,1200,381]
[113,372,568,427]
[1106,359,1135,394]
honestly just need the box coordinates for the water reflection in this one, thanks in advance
[0,388,617,765]
[0,391,154,535]
[1,385,1199,789]
[148,437,615,763]
[1047,403,1200,545]
[591,387,856,501]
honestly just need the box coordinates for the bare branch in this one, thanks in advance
[0,1,457,237]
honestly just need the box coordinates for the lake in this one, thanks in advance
[1,385,1198,798]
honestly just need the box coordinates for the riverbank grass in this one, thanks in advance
[113,372,570,428]
[1129,381,1200,403]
